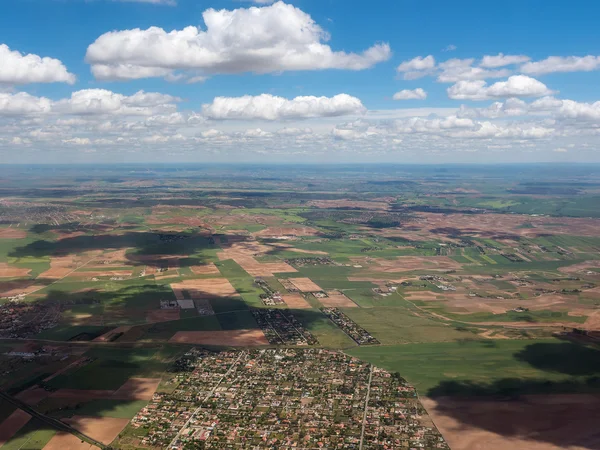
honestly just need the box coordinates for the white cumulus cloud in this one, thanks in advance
[393,88,427,100]
[0,92,52,115]
[202,93,365,120]
[521,55,600,75]
[447,75,554,101]
[0,44,75,85]
[86,1,391,81]
[480,53,530,68]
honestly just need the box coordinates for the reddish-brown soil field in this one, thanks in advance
[282,294,312,309]
[49,377,160,402]
[288,277,323,292]
[146,309,180,323]
[50,389,115,401]
[39,255,79,279]
[559,260,600,274]
[361,256,462,273]
[0,410,31,446]
[0,281,44,297]
[112,378,160,401]
[169,329,269,346]
[43,433,97,450]
[92,327,132,342]
[420,212,600,239]
[583,311,600,331]
[218,249,296,277]
[15,387,50,405]
[0,263,31,278]
[422,395,600,450]
[0,228,26,239]
[190,263,221,275]
[64,416,129,445]
[170,278,238,298]
[318,291,358,308]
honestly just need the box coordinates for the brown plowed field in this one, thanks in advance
[112,378,160,401]
[0,281,44,297]
[92,327,132,342]
[146,309,180,323]
[288,277,323,292]
[282,294,312,309]
[0,263,31,278]
[50,389,114,401]
[15,387,50,405]
[39,256,79,279]
[0,410,31,446]
[64,416,129,445]
[422,395,600,450]
[169,329,269,346]
[0,228,26,239]
[170,278,238,298]
[362,256,462,273]
[318,291,358,308]
[190,263,221,275]
[43,432,97,450]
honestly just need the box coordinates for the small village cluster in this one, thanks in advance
[131,348,448,449]
[320,308,381,345]
[251,309,319,346]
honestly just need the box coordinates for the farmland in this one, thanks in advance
[0,164,599,449]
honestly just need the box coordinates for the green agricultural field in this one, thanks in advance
[52,399,149,419]
[342,306,476,345]
[47,347,177,390]
[0,420,56,450]
[348,338,600,396]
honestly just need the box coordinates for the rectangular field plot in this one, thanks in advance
[317,291,358,308]
[169,329,269,346]
[282,293,312,309]
[171,278,238,299]
[288,277,323,292]
[190,263,221,275]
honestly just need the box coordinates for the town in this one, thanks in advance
[128,348,448,449]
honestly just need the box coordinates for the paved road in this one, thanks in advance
[359,365,374,450]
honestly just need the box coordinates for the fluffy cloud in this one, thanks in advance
[480,53,530,68]
[437,58,511,82]
[396,56,435,80]
[393,88,427,100]
[0,44,75,85]
[447,75,554,100]
[0,92,52,115]
[55,89,180,116]
[0,89,180,116]
[521,55,600,75]
[202,94,365,120]
[397,55,435,72]
[86,1,391,81]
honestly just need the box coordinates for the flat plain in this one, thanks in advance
[0,164,599,449]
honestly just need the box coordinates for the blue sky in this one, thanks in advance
[1,0,600,163]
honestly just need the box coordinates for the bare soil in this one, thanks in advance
[169,329,269,346]
[288,277,323,292]
[282,294,312,309]
[422,395,600,450]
